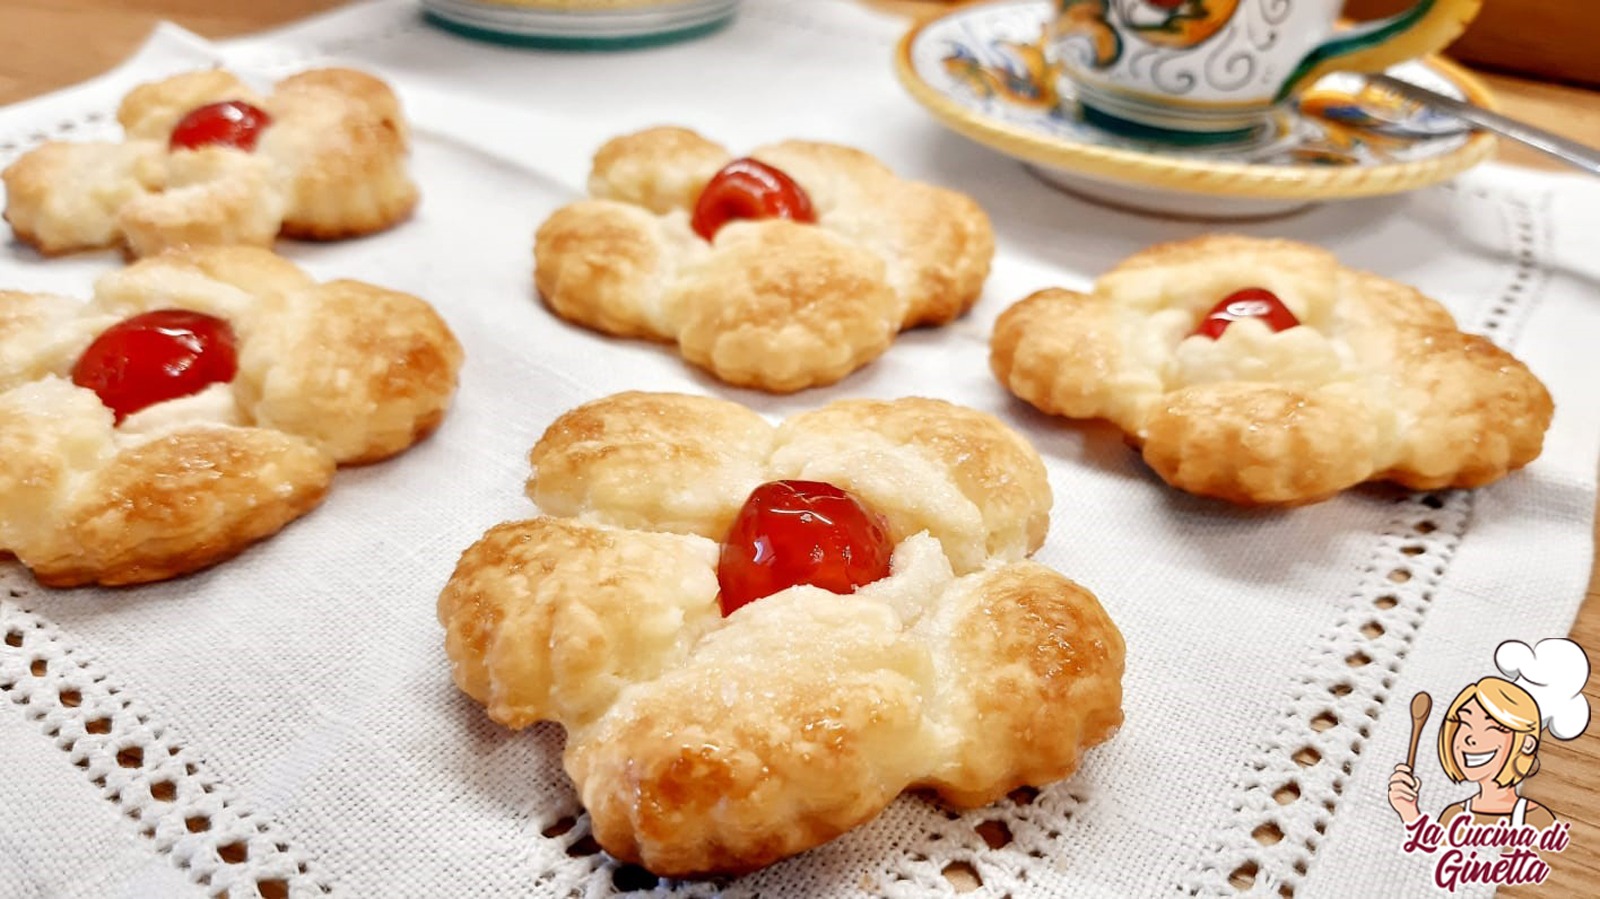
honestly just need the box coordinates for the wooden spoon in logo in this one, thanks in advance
[1407,691,1433,768]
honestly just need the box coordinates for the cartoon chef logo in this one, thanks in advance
[1387,638,1591,891]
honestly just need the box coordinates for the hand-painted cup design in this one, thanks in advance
[1052,0,1482,141]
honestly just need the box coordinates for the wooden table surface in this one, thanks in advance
[1,1,1596,895]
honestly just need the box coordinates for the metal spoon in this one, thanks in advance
[1366,73,1600,176]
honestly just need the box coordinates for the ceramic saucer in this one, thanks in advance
[895,0,1497,219]
[421,0,739,49]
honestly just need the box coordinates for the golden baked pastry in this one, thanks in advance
[533,127,995,392]
[991,235,1554,505]
[439,391,1123,876]
[0,247,463,587]
[3,68,417,257]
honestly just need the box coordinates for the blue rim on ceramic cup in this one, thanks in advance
[1051,0,1483,143]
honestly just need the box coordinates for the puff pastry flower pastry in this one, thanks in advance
[991,235,1554,505]
[533,127,995,392]
[3,68,417,258]
[439,391,1124,876]
[0,247,463,587]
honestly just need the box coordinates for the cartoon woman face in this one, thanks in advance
[1437,677,1541,788]
[1391,642,1590,829]
[1451,698,1533,784]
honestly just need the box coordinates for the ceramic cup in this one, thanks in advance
[1052,0,1483,142]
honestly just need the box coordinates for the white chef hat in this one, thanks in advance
[1494,638,1591,741]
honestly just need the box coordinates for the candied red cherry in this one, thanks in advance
[169,100,273,152]
[71,309,239,423]
[716,480,893,617]
[1192,287,1301,340]
[691,158,817,241]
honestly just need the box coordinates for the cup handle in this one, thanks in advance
[1275,0,1483,102]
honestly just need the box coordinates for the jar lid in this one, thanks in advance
[421,0,740,49]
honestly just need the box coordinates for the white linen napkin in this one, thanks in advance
[2,3,1596,897]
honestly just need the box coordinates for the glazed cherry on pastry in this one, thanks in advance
[716,479,893,617]
[1192,287,1301,340]
[691,158,817,241]
[71,309,239,423]
[169,101,273,152]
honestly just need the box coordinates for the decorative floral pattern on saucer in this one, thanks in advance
[422,0,738,49]
[895,0,1497,218]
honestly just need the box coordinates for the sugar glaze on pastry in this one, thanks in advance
[991,235,1553,505]
[3,68,417,257]
[0,247,463,587]
[439,392,1123,876]
[534,127,995,392]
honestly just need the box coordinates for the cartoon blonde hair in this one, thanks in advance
[1438,677,1542,787]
